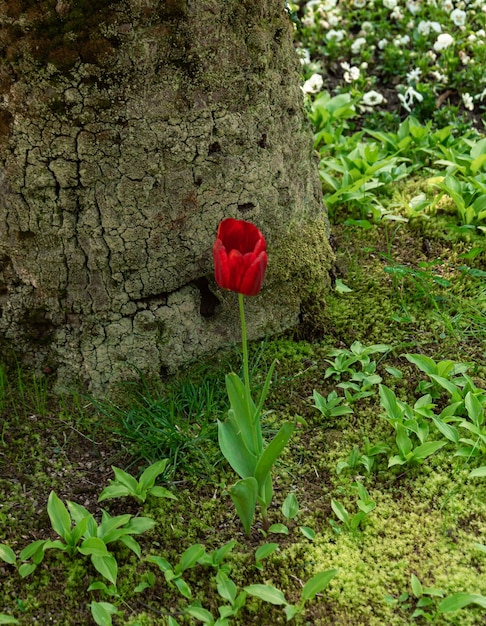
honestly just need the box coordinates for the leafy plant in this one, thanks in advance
[146,544,206,600]
[311,389,353,419]
[330,483,376,534]
[98,459,177,504]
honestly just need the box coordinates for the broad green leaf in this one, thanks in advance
[379,385,403,421]
[255,543,279,563]
[411,574,423,598]
[18,563,37,578]
[228,477,258,536]
[244,584,287,605]
[138,459,170,491]
[0,545,16,565]
[124,516,156,535]
[112,466,139,493]
[98,484,130,502]
[174,577,192,599]
[331,499,348,524]
[91,554,118,585]
[149,486,177,500]
[268,523,289,535]
[300,526,316,540]
[225,373,260,456]
[431,416,459,443]
[216,571,237,604]
[90,601,118,626]
[469,466,486,478]
[168,617,181,626]
[284,605,299,621]
[465,391,484,427]
[396,425,413,457]
[404,354,437,375]
[412,440,447,460]
[0,616,19,624]
[47,491,72,541]
[255,359,277,418]
[212,540,237,566]
[282,493,299,521]
[176,544,205,574]
[185,605,214,623]
[119,535,141,558]
[302,569,338,601]
[218,418,257,480]
[79,537,110,557]
[439,592,486,613]
[429,375,461,399]
[145,555,172,572]
[67,501,93,528]
[254,421,295,490]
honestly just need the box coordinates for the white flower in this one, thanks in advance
[319,0,338,10]
[296,48,311,65]
[328,13,340,26]
[361,21,374,33]
[477,29,486,38]
[378,38,389,49]
[462,92,474,111]
[351,37,367,54]
[327,29,346,41]
[430,69,448,82]
[390,6,404,19]
[341,62,361,82]
[383,0,397,9]
[417,20,442,35]
[442,0,453,11]
[302,74,324,95]
[354,0,367,7]
[407,67,422,82]
[407,0,421,13]
[450,8,466,26]
[398,85,424,112]
[459,50,471,65]
[362,90,385,105]
[394,34,411,46]
[433,32,454,51]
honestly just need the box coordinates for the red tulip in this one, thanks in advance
[213,218,268,296]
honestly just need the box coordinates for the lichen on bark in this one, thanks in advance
[0,0,333,392]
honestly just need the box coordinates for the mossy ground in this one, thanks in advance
[1,216,485,625]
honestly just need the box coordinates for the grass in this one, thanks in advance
[1,2,486,625]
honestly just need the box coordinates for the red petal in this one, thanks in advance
[238,251,268,296]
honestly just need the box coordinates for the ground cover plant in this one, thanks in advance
[1,1,486,624]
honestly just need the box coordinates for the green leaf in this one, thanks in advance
[379,385,403,422]
[112,466,139,493]
[78,537,110,557]
[174,577,192,599]
[218,418,257,480]
[282,493,299,521]
[0,615,19,624]
[91,554,118,586]
[470,466,486,478]
[395,425,413,457]
[431,416,459,443]
[185,605,214,623]
[98,484,130,502]
[0,545,16,565]
[149,486,177,500]
[138,459,169,491]
[331,500,348,524]
[302,569,338,602]
[465,391,484,427]
[411,440,447,460]
[300,526,316,540]
[90,601,118,626]
[268,523,289,535]
[124,516,157,535]
[18,563,37,578]
[228,477,258,536]
[335,279,353,294]
[439,592,486,613]
[47,491,72,541]
[244,584,288,605]
[255,543,279,563]
[225,373,260,455]
[176,544,205,574]
[254,421,295,491]
[216,571,238,604]
[411,574,423,598]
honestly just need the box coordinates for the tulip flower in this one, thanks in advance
[212,218,268,297]
[213,218,295,535]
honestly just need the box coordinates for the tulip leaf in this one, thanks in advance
[218,418,257,479]
[228,477,258,536]
[225,373,261,455]
[254,421,295,491]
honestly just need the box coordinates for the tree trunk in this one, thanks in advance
[0,0,332,392]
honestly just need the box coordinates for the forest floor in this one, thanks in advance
[1,206,485,625]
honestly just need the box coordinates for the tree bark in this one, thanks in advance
[0,0,332,392]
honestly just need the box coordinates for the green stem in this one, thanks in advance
[238,293,251,406]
